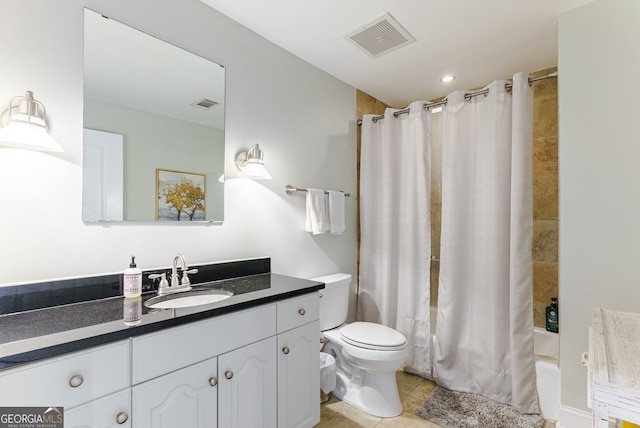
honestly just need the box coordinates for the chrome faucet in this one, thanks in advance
[149,253,198,296]
[171,253,188,288]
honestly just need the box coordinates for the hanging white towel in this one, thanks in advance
[305,189,329,234]
[327,190,345,235]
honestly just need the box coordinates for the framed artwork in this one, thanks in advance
[156,169,206,221]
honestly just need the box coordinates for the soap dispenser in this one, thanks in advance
[545,297,558,333]
[123,256,142,297]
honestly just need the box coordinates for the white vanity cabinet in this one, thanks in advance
[130,304,276,385]
[0,340,130,426]
[0,290,321,428]
[277,293,320,428]
[131,303,276,428]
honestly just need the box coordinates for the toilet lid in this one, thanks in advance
[340,322,407,351]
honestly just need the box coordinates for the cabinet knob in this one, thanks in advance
[68,374,84,388]
[209,377,218,387]
[282,347,290,355]
[225,370,234,379]
[116,412,129,424]
[298,308,306,316]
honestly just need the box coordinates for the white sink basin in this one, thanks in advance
[144,289,233,309]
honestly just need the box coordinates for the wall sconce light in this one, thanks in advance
[235,144,272,180]
[0,91,64,152]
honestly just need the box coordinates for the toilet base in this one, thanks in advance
[332,368,403,418]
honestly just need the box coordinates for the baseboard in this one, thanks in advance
[557,405,591,428]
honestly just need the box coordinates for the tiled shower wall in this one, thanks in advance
[355,67,559,328]
[530,67,559,328]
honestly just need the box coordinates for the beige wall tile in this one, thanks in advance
[356,90,388,119]
[531,66,558,328]
[430,265,439,308]
[533,76,558,99]
[533,177,559,220]
[430,201,441,254]
[534,261,559,299]
[533,95,559,138]
[533,137,559,179]
[533,220,559,262]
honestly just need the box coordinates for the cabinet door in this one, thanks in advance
[277,321,320,428]
[132,357,218,428]
[218,337,277,428]
[65,388,131,428]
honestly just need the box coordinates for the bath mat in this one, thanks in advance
[416,386,544,428]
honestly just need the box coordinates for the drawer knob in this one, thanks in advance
[225,370,234,380]
[282,347,290,355]
[298,308,306,316]
[68,374,84,388]
[116,412,129,424]
[209,377,218,387]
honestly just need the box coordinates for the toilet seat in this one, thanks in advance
[340,322,406,351]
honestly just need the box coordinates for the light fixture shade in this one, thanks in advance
[239,159,272,180]
[0,91,63,152]
[235,144,272,180]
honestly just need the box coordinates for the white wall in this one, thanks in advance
[84,98,225,221]
[559,0,640,413]
[0,0,357,298]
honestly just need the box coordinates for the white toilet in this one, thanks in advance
[312,273,408,418]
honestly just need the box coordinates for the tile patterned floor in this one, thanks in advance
[314,371,557,428]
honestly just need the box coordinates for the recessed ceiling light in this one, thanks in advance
[440,75,455,83]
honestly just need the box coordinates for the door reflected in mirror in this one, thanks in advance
[83,8,225,222]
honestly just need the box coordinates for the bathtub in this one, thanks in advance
[534,327,560,421]
[429,309,560,421]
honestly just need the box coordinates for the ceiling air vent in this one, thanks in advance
[345,12,416,58]
[191,98,218,110]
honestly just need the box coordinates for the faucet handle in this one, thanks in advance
[181,268,198,286]
[149,272,170,295]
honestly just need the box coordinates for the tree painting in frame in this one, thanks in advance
[156,169,206,221]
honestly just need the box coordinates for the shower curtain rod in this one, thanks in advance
[357,71,557,126]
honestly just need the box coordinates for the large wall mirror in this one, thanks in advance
[83,9,225,223]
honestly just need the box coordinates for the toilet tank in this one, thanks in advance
[311,273,351,331]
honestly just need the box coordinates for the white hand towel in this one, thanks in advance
[305,189,329,234]
[328,190,345,235]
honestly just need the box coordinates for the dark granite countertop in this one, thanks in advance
[0,269,324,370]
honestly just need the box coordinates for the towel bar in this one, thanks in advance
[285,184,350,197]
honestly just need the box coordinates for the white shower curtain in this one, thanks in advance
[433,73,539,413]
[359,101,431,378]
